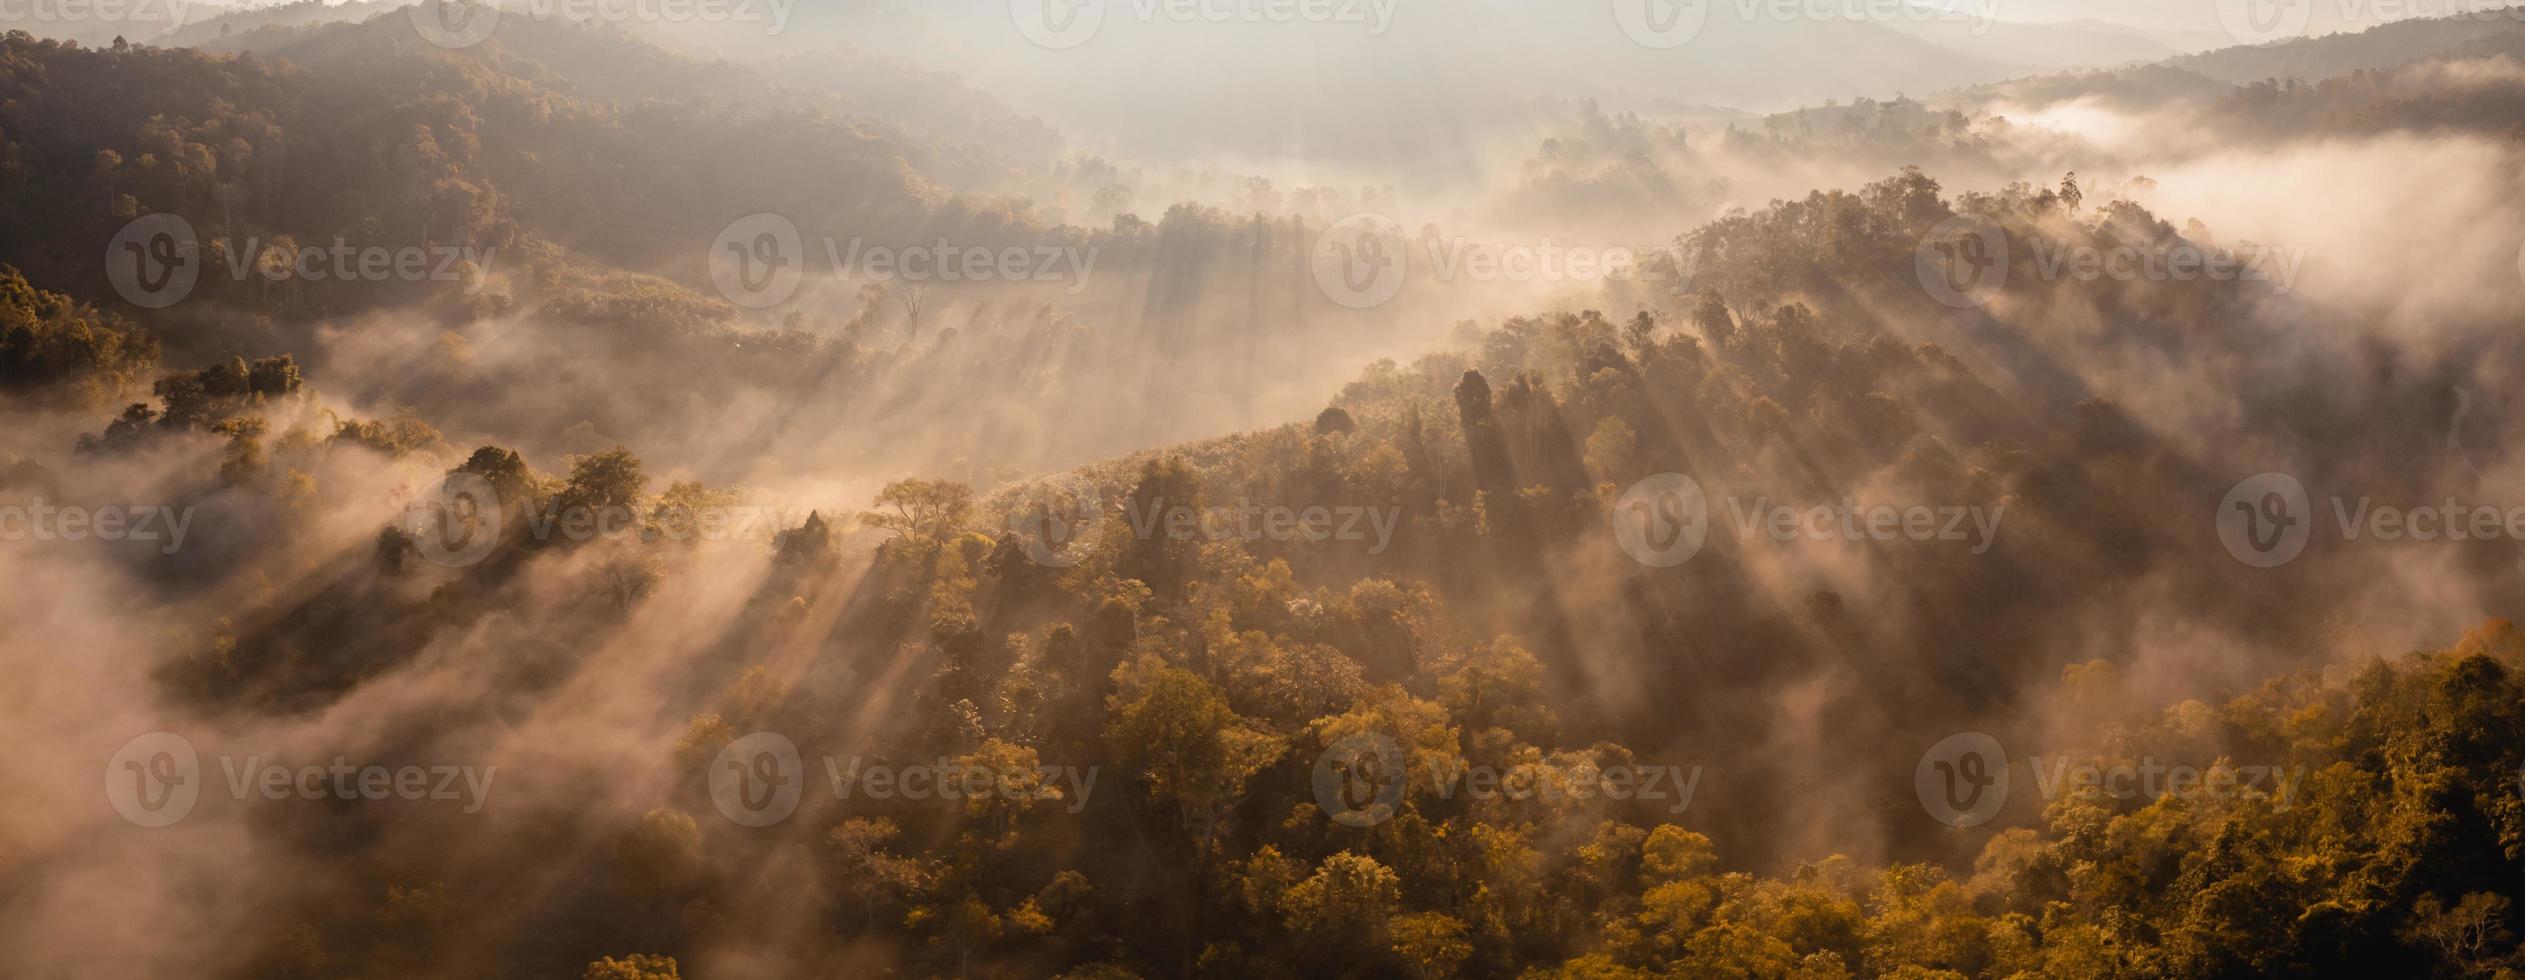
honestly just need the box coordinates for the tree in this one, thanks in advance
[864,478,975,559]
[1391,911,1473,979]
[0,265,157,405]
[1584,417,1636,482]
[1105,655,1281,849]
[953,738,1056,838]
[829,818,932,930]
[1282,851,1400,950]
[551,447,649,540]
[2405,892,2512,973]
[1642,825,1717,882]
[1113,457,1201,600]
[859,280,928,340]
[613,809,703,897]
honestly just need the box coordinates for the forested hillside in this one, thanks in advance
[4,6,2525,979]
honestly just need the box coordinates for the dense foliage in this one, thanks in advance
[6,9,2525,980]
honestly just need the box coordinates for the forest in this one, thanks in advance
[6,3,2525,978]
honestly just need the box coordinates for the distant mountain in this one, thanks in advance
[0,17,975,307]
[591,1,2044,172]
[2168,10,2525,84]
[1938,10,2525,114]
[187,8,1054,197]
[0,0,241,46]
[1978,0,2457,37]
[754,45,1063,161]
[1894,16,2207,73]
[161,0,391,47]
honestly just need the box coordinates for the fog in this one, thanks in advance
[6,1,2525,977]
